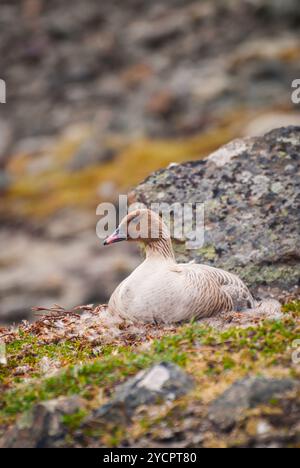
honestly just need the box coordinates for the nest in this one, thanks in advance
[0,304,176,347]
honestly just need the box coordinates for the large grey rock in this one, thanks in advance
[0,396,83,448]
[133,127,300,296]
[208,377,297,431]
[89,362,194,423]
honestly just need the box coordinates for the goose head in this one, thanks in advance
[103,209,170,246]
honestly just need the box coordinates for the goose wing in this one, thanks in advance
[193,264,255,311]
[173,263,255,316]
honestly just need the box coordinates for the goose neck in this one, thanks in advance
[144,237,175,261]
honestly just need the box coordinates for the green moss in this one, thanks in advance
[222,356,236,370]
[62,409,88,431]
[0,336,94,386]
[282,300,300,313]
[224,263,300,288]
[196,245,217,261]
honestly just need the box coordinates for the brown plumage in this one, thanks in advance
[103,209,263,324]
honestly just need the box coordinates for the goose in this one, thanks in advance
[103,209,258,324]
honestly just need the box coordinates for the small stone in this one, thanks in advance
[137,365,170,391]
[256,420,272,436]
[208,377,296,432]
[0,396,83,448]
[87,362,194,423]
[13,365,31,376]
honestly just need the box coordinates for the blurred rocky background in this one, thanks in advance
[0,0,300,323]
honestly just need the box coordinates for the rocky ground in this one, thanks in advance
[2,0,300,148]
[1,0,300,323]
[0,300,299,448]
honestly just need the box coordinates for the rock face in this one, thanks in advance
[88,362,194,423]
[133,127,300,297]
[0,396,83,448]
[208,377,297,432]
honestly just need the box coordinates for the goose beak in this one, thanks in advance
[103,228,127,246]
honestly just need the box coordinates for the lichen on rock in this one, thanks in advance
[133,127,300,297]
